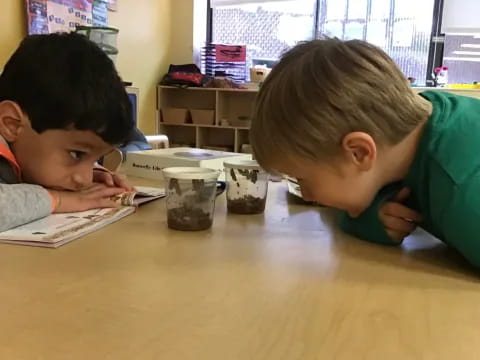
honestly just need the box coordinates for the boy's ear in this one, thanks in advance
[0,101,27,142]
[341,132,377,171]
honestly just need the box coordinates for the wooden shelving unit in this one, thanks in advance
[157,85,258,153]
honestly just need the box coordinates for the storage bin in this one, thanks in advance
[191,109,215,125]
[162,108,190,124]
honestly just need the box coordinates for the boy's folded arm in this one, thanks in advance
[0,183,53,232]
[441,177,480,268]
[338,183,403,246]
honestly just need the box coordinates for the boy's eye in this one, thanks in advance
[69,151,86,160]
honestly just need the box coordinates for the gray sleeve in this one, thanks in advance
[0,183,53,232]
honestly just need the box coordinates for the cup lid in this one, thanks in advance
[162,167,220,180]
[224,159,262,170]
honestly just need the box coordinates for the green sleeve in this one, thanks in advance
[441,174,480,268]
[338,183,403,246]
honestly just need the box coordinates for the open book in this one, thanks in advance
[0,186,165,248]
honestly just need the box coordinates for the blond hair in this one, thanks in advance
[250,38,431,172]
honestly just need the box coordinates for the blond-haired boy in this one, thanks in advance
[251,38,480,268]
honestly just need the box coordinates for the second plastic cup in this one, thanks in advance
[224,159,269,214]
[163,167,221,231]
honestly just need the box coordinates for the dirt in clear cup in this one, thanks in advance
[163,167,220,231]
[224,160,269,214]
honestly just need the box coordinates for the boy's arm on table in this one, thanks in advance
[0,183,53,232]
[338,183,403,245]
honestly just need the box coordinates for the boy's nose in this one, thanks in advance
[72,171,93,190]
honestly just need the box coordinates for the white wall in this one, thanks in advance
[442,0,480,34]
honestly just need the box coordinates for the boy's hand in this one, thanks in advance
[93,169,134,191]
[50,184,125,213]
[379,187,423,243]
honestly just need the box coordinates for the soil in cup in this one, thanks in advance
[167,178,214,230]
[227,195,266,214]
[228,168,265,214]
[167,207,213,231]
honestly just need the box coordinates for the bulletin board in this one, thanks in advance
[26,0,111,35]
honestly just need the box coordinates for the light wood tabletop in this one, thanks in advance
[0,179,479,360]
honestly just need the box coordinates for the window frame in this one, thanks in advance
[206,0,444,86]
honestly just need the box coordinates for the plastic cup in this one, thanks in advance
[163,167,221,231]
[224,159,269,214]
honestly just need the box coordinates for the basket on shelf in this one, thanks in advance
[191,109,215,125]
[161,108,190,124]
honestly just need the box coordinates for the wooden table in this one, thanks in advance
[0,180,479,360]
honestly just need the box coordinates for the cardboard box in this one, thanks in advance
[250,67,271,83]
[229,116,251,128]
[125,147,251,180]
[161,108,189,124]
[191,109,215,125]
[241,144,252,154]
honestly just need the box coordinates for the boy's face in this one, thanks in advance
[12,128,114,191]
[272,133,383,217]
[276,157,380,217]
[0,101,114,191]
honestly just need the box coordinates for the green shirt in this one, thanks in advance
[340,91,480,267]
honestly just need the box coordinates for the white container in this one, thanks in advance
[125,147,251,181]
[224,159,269,214]
[437,69,448,87]
[163,167,221,231]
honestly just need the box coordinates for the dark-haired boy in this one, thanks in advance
[0,32,134,231]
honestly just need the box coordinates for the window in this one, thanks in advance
[443,34,480,84]
[318,0,436,85]
[211,0,316,71]
[209,0,442,85]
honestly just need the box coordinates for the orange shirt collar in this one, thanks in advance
[0,141,21,180]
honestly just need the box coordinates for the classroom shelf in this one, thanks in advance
[157,85,256,153]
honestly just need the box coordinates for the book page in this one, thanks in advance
[0,186,164,247]
[115,186,165,206]
[134,186,165,197]
[0,207,134,243]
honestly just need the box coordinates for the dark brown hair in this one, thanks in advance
[0,32,133,145]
